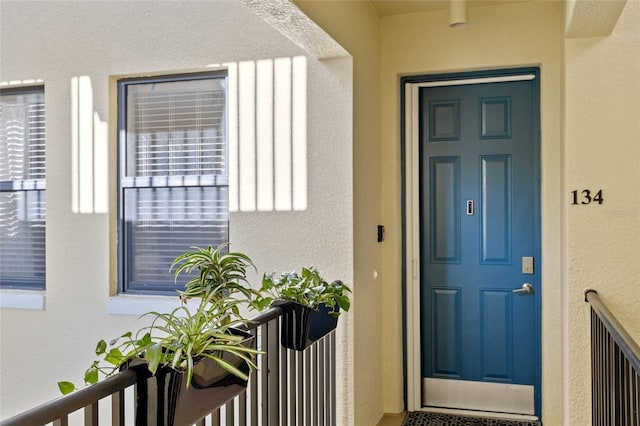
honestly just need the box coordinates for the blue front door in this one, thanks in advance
[419,74,540,415]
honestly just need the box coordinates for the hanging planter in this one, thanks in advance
[255,267,351,352]
[129,329,255,426]
[275,300,339,351]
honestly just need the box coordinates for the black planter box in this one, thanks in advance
[128,329,254,426]
[274,301,339,351]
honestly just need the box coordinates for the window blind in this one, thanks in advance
[0,88,46,289]
[120,75,228,293]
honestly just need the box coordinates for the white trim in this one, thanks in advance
[106,295,183,316]
[0,289,45,310]
[415,74,535,88]
[419,407,539,422]
[405,82,422,412]
[0,79,45,88]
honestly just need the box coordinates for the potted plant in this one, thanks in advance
[59,292,259,425]
[255,267,351,351]
[58,245,261,425]
[171,243,260,305]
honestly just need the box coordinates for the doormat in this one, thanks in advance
[402,412,541,426]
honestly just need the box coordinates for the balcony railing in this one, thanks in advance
[585,289,640,426]
[0,307,337,426]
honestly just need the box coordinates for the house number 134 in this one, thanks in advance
[571,189,604,205]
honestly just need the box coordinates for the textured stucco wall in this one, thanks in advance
[565,1,640,424]
[291,2,383,425]
[378,2,565,422]
[0,0,353,419]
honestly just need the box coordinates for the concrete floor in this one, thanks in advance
[377,412,406,426]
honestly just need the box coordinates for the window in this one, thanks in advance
[0,86,46,290]
[118,72,229,294]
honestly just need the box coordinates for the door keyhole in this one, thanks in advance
[466,200,474,216]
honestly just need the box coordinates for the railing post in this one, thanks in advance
[267,316,280,425]
[318,338,326,426]
[304,348,311,425]
[330,330,337,426]
[111,389,125,426]
[84,402,98,426]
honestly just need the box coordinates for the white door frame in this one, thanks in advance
[404,80,423,413]
[403,73,537,416]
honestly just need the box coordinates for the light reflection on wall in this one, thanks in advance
[70,55,307,215]
[227,56,308,212]
[71,76,108,214]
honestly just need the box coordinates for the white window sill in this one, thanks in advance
[106,294,184,316]
[0,289,46,310]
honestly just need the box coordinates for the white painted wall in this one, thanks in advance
[0,0,353,420]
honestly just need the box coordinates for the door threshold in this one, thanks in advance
[419,407,539,422]
[423,378,534,415]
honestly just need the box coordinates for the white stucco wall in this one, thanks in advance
[565,1,640,424]
[0,0,353,420]
[379,2,565,422]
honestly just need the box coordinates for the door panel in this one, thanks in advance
[431,287,462,377]
[429,157,461,263]
[481,155,511,264]
[480,289,513,380]
[419,78,539,415]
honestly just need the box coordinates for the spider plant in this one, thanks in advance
[59,245,263,395]
[171,243,260,307]
[58,286,260,395]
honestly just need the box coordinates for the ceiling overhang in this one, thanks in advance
[239,0,349,59]
[565,0,627,38]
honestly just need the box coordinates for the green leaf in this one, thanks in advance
[146,343,163,374]
[58,381,76,395]
[254,297,273,311]
[95,339,107,355]
[137,332,153,347]
[336,295,351,312]
[105,348,124,365]
[212,356,249,381]
[185,353,194,387]
[171,347,184,369]
[84,366,99,384]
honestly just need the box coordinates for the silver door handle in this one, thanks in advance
[513,283,534,295]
